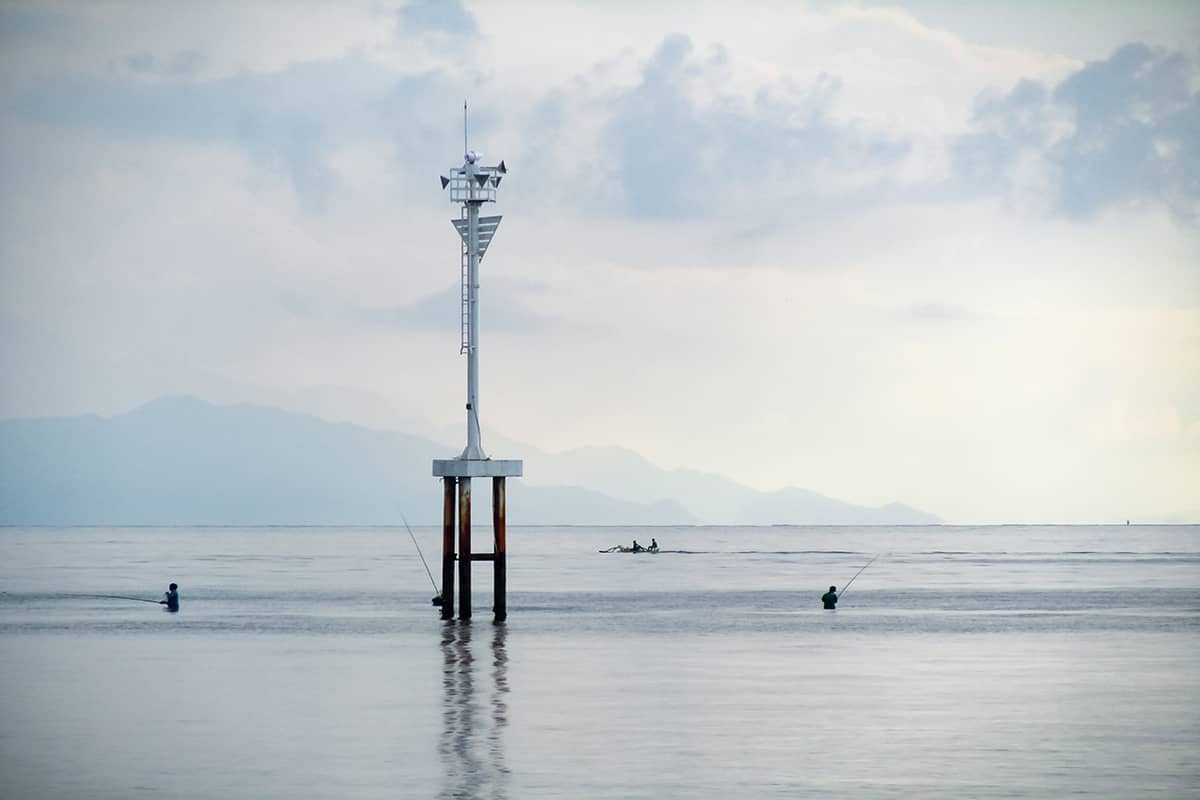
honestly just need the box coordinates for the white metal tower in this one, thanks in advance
[431,106,522,622]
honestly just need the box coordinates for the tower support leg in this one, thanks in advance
[493,476,507,623]
[458,477,472,621]
[441,477,455,620]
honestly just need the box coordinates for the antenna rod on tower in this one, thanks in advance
[463,100,468,156]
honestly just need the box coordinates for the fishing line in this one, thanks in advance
[402,513,440,595]
[838,553,880,597]
[87,594,162,604]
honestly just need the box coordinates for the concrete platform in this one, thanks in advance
[432,458,523,478]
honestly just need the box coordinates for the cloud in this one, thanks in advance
[598,34,911,220]
[361,278,572,336]
[603,34,710,219]
[398,0,477,38]
[7,55,451,211]
[1054,44,1198,217]
[955,43,1199,219]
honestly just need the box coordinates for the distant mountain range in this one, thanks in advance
[0,397,941,526]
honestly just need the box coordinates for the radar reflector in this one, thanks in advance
[451,215,503,261]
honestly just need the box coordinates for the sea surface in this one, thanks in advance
[1,525,1198,799]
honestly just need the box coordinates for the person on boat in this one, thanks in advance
[648,538,659,553]
[160,583,180,612]
[821,585,838,610]
[631,540,645,553]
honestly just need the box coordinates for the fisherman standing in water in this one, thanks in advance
[821,585,838,610]
[160,582,180,612]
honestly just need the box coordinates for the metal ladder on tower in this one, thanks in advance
[459,208,470,355]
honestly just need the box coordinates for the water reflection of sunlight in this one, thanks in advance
[439,622,509,800]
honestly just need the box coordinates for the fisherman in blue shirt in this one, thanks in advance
[160,583,180,612]
[821,585,838,610]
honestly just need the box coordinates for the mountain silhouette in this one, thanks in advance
[0,397,940,525]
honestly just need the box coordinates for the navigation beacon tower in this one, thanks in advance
[432,107,522,623]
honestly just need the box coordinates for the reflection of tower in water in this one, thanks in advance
[488,624,508,772]
[439,623,509,800]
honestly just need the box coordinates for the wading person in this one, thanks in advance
[160,582,180,612]
[821,585,838,610]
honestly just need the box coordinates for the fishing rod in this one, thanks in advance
[87,594,162,604]
[401,514,440,596]
[838,553,880,597]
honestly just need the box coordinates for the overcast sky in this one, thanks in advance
[1,0,1197,523]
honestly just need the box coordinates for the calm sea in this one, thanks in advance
[1,525,1197,799]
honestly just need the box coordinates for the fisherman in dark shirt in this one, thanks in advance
[648,538,659,553]
[821,585,838,610]
[631,540,645,553]
[160,582,180,612]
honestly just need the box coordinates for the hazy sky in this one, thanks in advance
[1,1,1197,523]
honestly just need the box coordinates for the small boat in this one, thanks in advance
[599,545,660,554]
